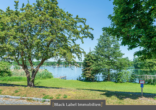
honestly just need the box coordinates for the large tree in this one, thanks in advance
[0,0,94,87]
[93,31,129,81]
[103,0,156,61]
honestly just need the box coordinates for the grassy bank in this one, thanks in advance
[0,69,156,105]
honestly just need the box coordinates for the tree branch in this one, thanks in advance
[14,56,22,66]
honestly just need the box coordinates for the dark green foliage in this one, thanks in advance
[0,71,12,77]
[133,57,156,75]
[103,0,156,60]
[114,57,131,72]
[81,52,98,82]
[116,72,123,83]
[129,73,137,83]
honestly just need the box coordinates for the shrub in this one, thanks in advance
[116,72,124,83]
[0,61,12,77]
[4,68,53,80]
[129,72,137,83]
[115,70,131,83]
[63,94,67,98]
[145,78,156,85]
[35,69,53,79]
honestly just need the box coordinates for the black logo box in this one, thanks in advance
[51,99,106,108]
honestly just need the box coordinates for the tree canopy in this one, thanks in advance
[103,0,156,61]
[0,0,94,87]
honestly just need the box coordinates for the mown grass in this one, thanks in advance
[1,69,156,105]
[1,77,156,94]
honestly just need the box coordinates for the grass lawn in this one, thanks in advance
[0,77,156,105]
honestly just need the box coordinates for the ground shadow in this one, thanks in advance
[75,88,156,100]
[0,83,67,89]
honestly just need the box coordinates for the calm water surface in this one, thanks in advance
[38,66,140,83]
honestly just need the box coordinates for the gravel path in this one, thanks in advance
[0,98,50,105]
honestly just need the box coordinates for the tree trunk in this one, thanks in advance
[27,78,35,87]
[27,69,38,87]
[25,69,35,87]
[24,58,46,87]
[22,66,33,87]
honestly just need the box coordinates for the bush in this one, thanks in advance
[35,69,53,79]
[115,70,131,83]
[10,68,53,79]
[129,73,137,83]
[145,78,156,85]
[0,61,12,77]
[116,72,124,83]
[0,71,12,77]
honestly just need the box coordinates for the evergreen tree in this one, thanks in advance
[81,51,99,82]
[93,31,129,81]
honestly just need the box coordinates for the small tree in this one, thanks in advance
[81,51,99,82]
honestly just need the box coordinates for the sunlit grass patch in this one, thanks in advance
[42,95,53,99]
[63,94,68,98]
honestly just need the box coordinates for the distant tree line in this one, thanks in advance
[11,61,83,67]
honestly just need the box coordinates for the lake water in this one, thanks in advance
[37,66,140,83]
[39,66,88,80]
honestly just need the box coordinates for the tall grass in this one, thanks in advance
[0,69,53,81]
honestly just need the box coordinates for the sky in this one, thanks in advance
[0,0,154,62]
